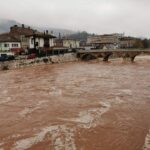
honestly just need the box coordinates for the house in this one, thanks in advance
[0,33,21,53]
[0,24,35,54]
[9,24,35,49]
[54,38,80,49]
[8,25,56,50]
[25,31,56,49]
[87,33,124,49]
[0,25,56,54]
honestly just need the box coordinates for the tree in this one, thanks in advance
[142,39,150,48]
[66,31,93,41]
[133,39,144,48]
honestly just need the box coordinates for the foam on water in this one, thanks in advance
[143,130,150,150]
[12,125,76,150]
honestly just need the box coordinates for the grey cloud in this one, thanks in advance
[0,0,150,37]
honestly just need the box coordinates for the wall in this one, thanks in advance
[29,37,55,49]
[103,44,119,50]
[21,35,29,49]
[39,38,44,47]
[29,37,44,49]
[0,53,78,70]
[63,40,80,48]
[49,39,54,47]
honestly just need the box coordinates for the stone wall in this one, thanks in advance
[0,53,78,71]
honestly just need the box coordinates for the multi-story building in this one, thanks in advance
[87,33,124,49]
[87,33,144,49]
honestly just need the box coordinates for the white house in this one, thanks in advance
[0,33,21,52]
[26,32,56,49]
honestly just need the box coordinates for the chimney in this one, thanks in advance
[10,26,13,31]
[44,31,46,35]
[22,24,25,28]
[28,26,30,29]
[46,30,48,35]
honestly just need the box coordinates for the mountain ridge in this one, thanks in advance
[0,18,75,37]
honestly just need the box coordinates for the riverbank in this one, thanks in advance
[0,53,78,71]
[1,53,150,71]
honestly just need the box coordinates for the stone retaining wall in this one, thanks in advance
[0,53,78,71]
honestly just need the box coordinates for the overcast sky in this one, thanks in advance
[0,0,150,37]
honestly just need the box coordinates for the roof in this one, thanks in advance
[120,37,139,41]
[10,25,56,38]
[0,33,21,42]
[26,32,56,38]
[55,38,80,42]
[10,25,35,36]
[0,25,56,42]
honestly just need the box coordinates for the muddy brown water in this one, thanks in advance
[0,56,150,150]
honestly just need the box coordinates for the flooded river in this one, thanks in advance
[0,56,150,150]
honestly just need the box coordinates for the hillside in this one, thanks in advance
[0,18,75,37]
[0,18,21,33]
[66,31,94,41]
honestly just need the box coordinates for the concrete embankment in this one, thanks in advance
[0,53,78,70]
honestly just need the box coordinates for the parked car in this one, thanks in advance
[0,56,6,62]
[7,55,15,61]
[0,54,15,62]
[0,54,7,62]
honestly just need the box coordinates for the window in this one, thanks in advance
[12,44,19,47]
[4,44,9,47]
[35,42,39,46]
